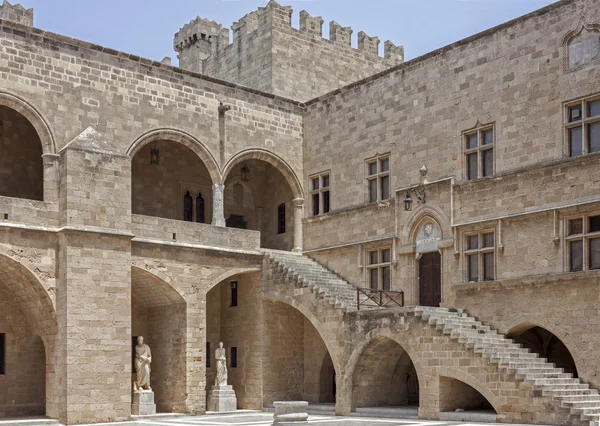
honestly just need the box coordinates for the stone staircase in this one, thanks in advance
[263,250,363,312]
[415,307,600,426]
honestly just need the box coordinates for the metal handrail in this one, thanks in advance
[356,288,405,310]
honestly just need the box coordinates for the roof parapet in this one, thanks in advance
[0,0,33,27]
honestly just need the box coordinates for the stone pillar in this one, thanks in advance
[334,374,352,416]
[186,292,206,415]
[292,198,304,253]
[212,184,226,227]
[42,153,59,203]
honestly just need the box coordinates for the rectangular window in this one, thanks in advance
[567,214,600,272]
[464,125,494,180]
[567,96,600,157]
[464,232,495,282]
[277,203,286,234]
[0,333,4,375]
[230,281,238,307]
[367,247,392,291]
[230,347,237,368]
[366,155,391,203]
[206,342,211,369]
[310,172,330,216]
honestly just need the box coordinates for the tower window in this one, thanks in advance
[196,193,205,224]
[366,155,390,203]
[464,125,494,180]
[277,203,286,234]
[310,172,330,216]
[231,347,237,368]
[183,191,193,222]
[0,333,4,375]
[230,281,238,307]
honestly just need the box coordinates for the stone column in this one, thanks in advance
[212,184,225,227]
[42,153,59,202]
[292,198,304,253]
[334,374,352,416]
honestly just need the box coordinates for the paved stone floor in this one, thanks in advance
[73,412,551,426]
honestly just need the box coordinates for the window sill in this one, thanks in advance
[305,199,393,223]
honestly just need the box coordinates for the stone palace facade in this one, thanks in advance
[0,0,600,424]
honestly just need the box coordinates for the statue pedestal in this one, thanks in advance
[132,391,156,416]
[207,385,237,412]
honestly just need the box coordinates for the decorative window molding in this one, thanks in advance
[564,213,600,272]
[309,171,330,216]
[366,154,390,203]
[563,16,600,72]
[463,230,496,282]
[366,247,392,290]
[564,94,600,157]
[462,121,495,181]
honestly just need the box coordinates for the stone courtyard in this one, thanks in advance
[1,0,600,425]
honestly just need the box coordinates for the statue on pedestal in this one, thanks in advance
[215,341,228,386]
[133,336,152,392]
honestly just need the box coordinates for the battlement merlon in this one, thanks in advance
[384,40,405,65]
[174,17,230,60]
[358,31,380,56]
[330,21,352,47]
[0,0,33,27]
[300,10,324,37]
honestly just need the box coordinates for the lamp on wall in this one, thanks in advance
[150,143,160,165]
[241,162,250,182]
[404,165,428,212]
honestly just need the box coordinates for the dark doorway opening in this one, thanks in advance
[419,252,441,307]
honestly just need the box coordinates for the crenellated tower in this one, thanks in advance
[173,0,404,101]
[0,0,33,27]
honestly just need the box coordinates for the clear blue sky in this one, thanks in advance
[15,0,557,65]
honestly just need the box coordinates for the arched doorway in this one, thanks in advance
[223,159,296,251]
[131,137,215,223]
[319,352,335,403]
[0,253,57,419]
[351,337,419,411]
[0,106,43,200]
[509,324,578,377]
[131,267,187,413]
[415,220,443,307]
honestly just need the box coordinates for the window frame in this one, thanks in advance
[565,95,600,158]
[366,155,391,203]
[564,213,600,272]
[230,281,238,307]
[230,347,238,368]
[277,203,286,234]
[366,247,392,291]
[463,230,496,283]
[309,171,331,217]
[463,125,495,181]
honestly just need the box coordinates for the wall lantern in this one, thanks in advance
[241,162,250,182]
[150,144,160,165]
[404,165,428,212]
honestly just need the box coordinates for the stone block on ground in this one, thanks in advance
[273,401,308,424]
[132,391,156,416]
[207,385,237,412]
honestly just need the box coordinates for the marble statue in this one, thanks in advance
[134,336,152,392]
[215,342,228,386]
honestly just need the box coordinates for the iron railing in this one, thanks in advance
[357,288,405,310]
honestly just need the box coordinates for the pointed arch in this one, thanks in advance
[0,91,56,155]
[127,128,220,185]
[222,149,303,200]
[562,15,600,71]
[401,206,451,247]
[437,368,501,414]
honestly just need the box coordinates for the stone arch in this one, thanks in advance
[131,265,187,413]
[131,262,188,302]
[0,91,56,155]
[207,267,263,294]
[222,149,303,200]
[437,367,501,413]
[562,15,600,71]
[507,321,579,378]
[127,128,220,185]
[345,328,426,407]
[401,206,450,247]
[0,251,57,339]
[262,290,342,377]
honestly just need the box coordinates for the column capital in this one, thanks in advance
[292,198,305,207]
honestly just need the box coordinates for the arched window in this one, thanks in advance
[183,191,193,222]
[278,203,286,234]
[196,192,205,224]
